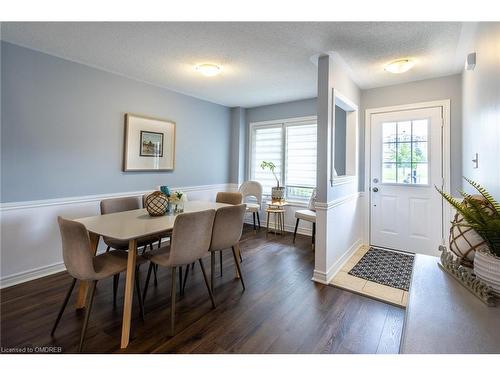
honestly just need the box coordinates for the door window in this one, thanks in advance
[381,119,429,185]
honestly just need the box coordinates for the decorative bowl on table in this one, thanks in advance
[145,191,169,216]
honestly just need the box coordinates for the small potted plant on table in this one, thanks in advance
[260,161,285,203]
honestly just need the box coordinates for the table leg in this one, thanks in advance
[121,239,137,349]
[75,232,100,309]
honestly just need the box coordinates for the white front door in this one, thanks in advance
[369,106,444,255]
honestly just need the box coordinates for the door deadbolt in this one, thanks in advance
[372,187,379,192]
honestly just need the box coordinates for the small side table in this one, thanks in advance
[265,201,288,236]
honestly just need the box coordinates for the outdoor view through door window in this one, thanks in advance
[382,119,429,184]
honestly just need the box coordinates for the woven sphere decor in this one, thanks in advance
[145,191,169,216]
[449,195,490,267]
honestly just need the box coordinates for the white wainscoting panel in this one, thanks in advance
[312,192,365,284]
[0,183,237,288]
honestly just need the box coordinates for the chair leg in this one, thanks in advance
[105,246,111,253]
[143,263,154,303]
[293,218,299,243]
[198,259,216,308]
[135,267,145,321]
[210,251,215,293]
[239,249,243,263]
[257,212,261,229]
[148,243,158,287]
[153,264,158,287]
[219,251,223,277]
[51,278,77,336]
[78,280,97,353]
[113,274,119,307]
[231,246,246,291]
[170,267,177,336]
[182,263,190,294]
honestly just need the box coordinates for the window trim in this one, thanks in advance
[248,115,317,200]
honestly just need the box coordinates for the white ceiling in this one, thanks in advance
[1,22,468,107]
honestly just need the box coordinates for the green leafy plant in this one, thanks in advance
[260,161,280,187]
[436,177,500,257]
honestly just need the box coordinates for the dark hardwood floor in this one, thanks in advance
[0,226,405,353]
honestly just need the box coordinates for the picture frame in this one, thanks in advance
[139,130,164,157]
[123,113,176,171]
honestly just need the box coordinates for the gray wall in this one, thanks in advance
[1,42,231,202]
[462,23,500,200]
[244,97,317,179]
[361,74,463,194]
[334,106,347,176]
[246,97,317,124]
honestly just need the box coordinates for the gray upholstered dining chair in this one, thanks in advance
[142,209,216,336]
[293,188,317,248]
[52,217,146,352]
[239,181,263,230]
[215,191,243,205]
[100,196,163,302]
[181,204,247,296]
[213,191,244,272]
[101,196,163,253]
[208,204,246,294]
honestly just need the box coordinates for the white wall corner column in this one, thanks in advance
[313,55,335,284]
[312,54,365,285]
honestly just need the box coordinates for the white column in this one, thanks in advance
[313,55,335,284]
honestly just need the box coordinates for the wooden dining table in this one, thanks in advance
[73,200,229,349]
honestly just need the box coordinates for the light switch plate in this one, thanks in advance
[472,153,479,169]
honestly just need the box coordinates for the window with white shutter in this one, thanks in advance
[250,125,282,196]
[285,123,317,200]
[249,117,317,201]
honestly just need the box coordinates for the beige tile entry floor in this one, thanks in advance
[330,246,409,308]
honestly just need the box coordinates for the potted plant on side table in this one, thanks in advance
[260,161,285,203]
[437,177,500,295]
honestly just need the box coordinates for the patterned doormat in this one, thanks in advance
[348,247,415,291]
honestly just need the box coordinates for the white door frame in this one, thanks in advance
[364,99,451,251]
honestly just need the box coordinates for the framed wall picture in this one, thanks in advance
[123,114,176,171]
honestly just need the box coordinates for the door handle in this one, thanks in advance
[372,187,379,192]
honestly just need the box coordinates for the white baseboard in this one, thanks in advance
[312,239,364,284]
[243,217,313,236]
[1,262,66,288]
[0,183,236,288]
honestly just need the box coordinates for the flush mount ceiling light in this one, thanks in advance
[195,63,222,77]
[384,59,415,74]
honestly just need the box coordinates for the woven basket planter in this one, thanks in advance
[271,186,285,202]
[449,212,489,267]
[474,250,500,296]
[145,191,169,216]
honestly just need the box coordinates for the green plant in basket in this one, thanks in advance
[260,161,280,187]
[436,177,500,257]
